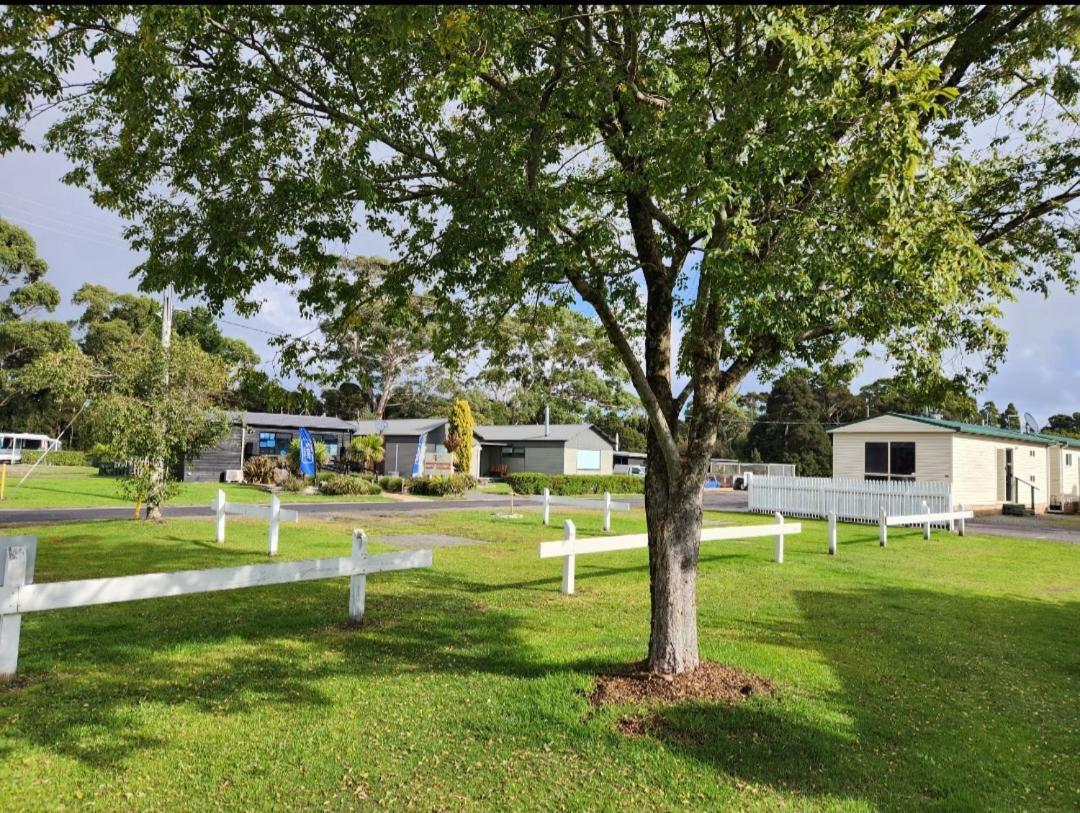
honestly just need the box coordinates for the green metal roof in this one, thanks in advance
[834,412,1080,448]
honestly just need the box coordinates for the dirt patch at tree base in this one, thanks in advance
[589,660,774,708]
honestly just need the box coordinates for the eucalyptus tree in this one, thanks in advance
[2,5,1077,672]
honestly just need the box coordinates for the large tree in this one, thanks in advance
[280,256,434,420]
[2,6,1077,673]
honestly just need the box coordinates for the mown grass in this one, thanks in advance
[0,470,389,510]
[0,509,1077,811]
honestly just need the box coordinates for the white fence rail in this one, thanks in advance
[213,489,299,555]
[0,531,432,678]
[879,505,973,545]
[748,475,952,524]
[533,489,631,530]
[539,516,802,594]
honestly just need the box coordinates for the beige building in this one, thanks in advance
[829,413,1080,513]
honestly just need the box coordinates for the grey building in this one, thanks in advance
[183,411,358,482]
[182,413,454,482]
[474,424,615,476]
[354,417,450,477]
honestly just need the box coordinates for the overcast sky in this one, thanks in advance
[2,136,1078,422]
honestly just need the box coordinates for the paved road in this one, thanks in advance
[0,489,753,527]
[0,497,522,527]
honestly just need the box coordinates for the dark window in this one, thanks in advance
[257,431,291,456]
[890,442,916,476]
[1067,454,1073,466]
[504,446,526,458]
[865,442,888,474]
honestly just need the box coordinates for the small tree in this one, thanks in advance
[447,398,475,474]
[349,433,385,473]
[91,334,230,520]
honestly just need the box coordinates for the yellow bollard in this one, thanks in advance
[0,464,6,500]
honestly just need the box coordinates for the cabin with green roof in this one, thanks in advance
[828,413,1080,514]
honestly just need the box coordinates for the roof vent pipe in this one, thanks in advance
[544,405,550,437]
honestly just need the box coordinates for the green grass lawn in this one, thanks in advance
[1,510,1077,811]
[0,469,389,510]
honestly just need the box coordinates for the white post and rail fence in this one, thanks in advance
[540,515,802,595]
[0,532,432,679]
[535,489,631,531]
[212,490,299,555]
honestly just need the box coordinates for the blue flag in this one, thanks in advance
[298,427,317,477]
[412,432,427,477]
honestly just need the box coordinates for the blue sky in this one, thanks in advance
[2,139,1079,421]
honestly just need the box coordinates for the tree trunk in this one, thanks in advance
[644,460,705,674]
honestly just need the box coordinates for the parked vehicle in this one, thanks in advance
[0,432,62,464]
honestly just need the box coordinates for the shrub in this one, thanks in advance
[281,474,308,492]
[504,473,645,496]
[18,449,90,466]
[243,455,279,485]
[378,475,404,493]
[408,473,476,496]
[319,474,382,496]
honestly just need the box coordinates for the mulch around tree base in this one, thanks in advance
[588,661,774,708]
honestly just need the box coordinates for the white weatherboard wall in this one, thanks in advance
[949,435,1049,510]
[831,430,953,482]
[748,475,952,523]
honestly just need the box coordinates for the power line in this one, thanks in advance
[0,190,124,230]
[0,212,131,251]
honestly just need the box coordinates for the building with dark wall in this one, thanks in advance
[474,424,615,476]
[182,413,455,482]
[182,412,359,482]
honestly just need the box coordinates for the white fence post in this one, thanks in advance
[827,511,837,556]
[542,488,550,526]
[774,512,784,564]
[1,538,36,679]
[562,519,576,595]
[349,529,367,622]
[603,491,611,532]
[879,506,887,547]
[268,494,281,556]
[922,500,931,540]
[958,504,966,537]
[0,544,29,678]
[215,489,227,544]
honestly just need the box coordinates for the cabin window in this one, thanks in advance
[312,433,340,458]
[504,446,526,458]
[864,443,889,475]
[576,449,602,471]
[1067,454,1073,466]
[865,441,916,481]
[258,432,292,456]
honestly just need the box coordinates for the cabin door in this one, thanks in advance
[1004,449,1014,502]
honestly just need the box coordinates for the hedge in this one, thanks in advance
[503,473,645,496]
[18,450,90,467]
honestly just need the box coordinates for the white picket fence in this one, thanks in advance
[0,531,432,678]
[748,475,953,524]
[539,516,802,594]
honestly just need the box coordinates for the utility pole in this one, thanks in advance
[146,286,173,520]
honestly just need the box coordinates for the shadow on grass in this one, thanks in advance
[2,568,598,768]
[4,557,1077,813]
[644,587,1079,811]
